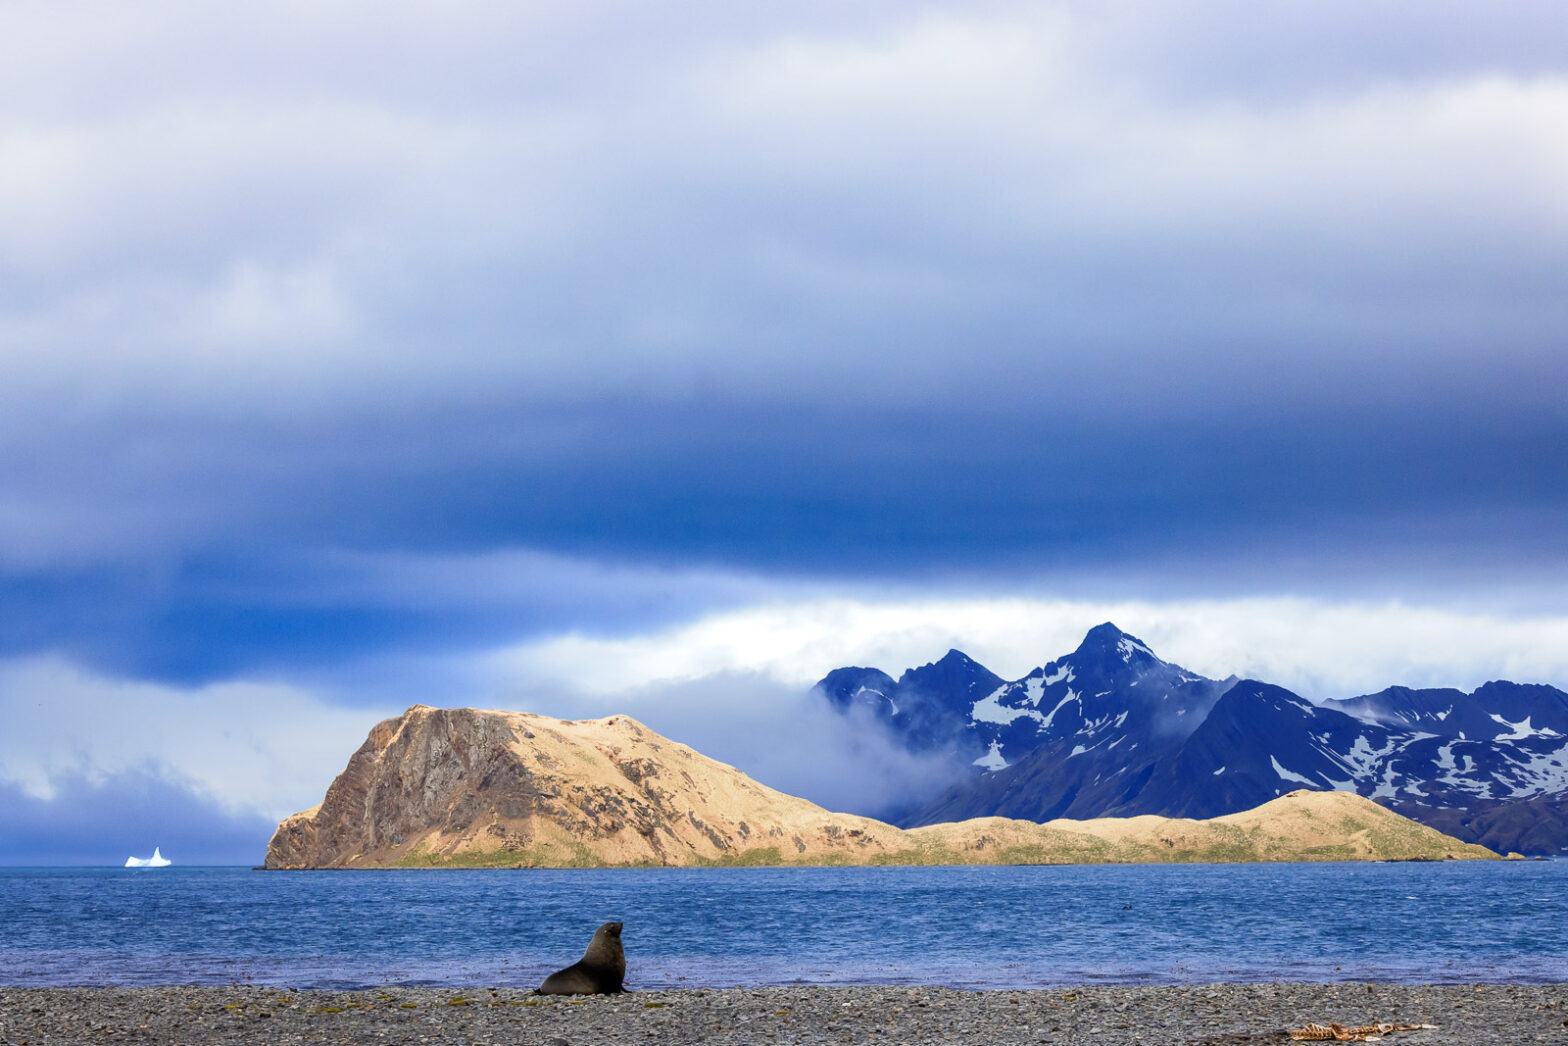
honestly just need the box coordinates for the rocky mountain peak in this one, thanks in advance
[897,649,1001,695]
[1074,620,1128,648]
[1069,622,1160,668]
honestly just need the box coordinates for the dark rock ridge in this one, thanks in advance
[814,624,1568,855]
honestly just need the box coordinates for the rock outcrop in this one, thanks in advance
[265,705,1500,869]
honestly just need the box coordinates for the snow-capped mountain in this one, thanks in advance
[818,650,1001,754]
[813,624,1568,855]
[820,623,1233,771]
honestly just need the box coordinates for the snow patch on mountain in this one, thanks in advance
[1490,714,1558,740]
[1022,675,1046,707]
[1038,691,1080,731]
[1271,756,1320,788]
[1339,734,1400,779]
[973,740,1008,772]
[1371,764,1404,800]
[1117,636,1154,662]
[1493,742,1568,797]
[853,687,896,715]
[970,686,1042,727]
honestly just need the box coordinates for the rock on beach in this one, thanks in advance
[2,983,1566,1045]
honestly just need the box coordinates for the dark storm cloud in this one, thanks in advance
[1,0,1567,685]
[4,389,1565,682]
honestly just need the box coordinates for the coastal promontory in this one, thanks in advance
[265,705,1498,869]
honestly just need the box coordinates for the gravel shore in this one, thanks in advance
[3,983,1565,1045]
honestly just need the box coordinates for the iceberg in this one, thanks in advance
[124,846,171,868]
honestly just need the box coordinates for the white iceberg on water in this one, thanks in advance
[125,847,171,868]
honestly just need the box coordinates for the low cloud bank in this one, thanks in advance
[0,656,382,823]
[528,672,972,823]
[486,595,1568,703]
[0,770,277,866]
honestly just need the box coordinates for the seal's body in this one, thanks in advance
[537,921,626,995]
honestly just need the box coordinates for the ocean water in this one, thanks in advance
[1,861,1564,989]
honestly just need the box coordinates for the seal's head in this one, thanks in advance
[582,921,626,973]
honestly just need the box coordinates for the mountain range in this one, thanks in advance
[816,623,1568,855]
[266,704,1496,868]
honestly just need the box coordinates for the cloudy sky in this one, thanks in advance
[4,0,1567,863]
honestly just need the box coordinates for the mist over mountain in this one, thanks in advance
[814,624,1568,855]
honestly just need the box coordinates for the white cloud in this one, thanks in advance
[0,656,383,821]
[484,594,1568,702]
[2,1,1566,415]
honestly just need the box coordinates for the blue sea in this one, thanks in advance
[2,862,1564,989]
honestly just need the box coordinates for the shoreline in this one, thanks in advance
[254,851,1530,871]
[4,983,1565,1044]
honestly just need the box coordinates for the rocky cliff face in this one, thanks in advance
[266,705,908,868]
[266,705,1500,869]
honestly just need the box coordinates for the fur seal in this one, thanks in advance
[536,921,626,995]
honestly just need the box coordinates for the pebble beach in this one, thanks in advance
[3,983,1565,1045]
